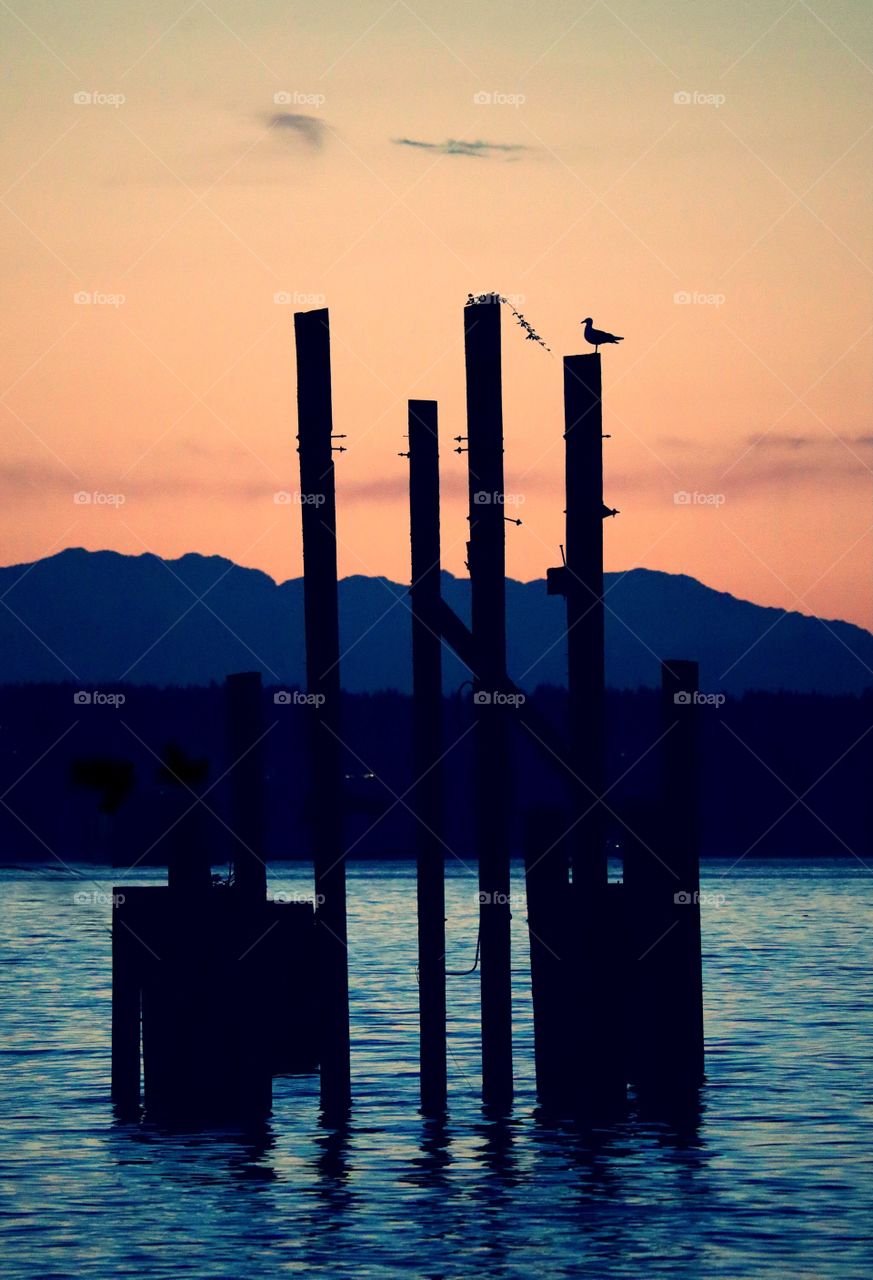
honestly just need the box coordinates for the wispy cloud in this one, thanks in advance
[266,112,327,150]
[746,433,873,451]
[0,462,77,497]
[339,473,470,505]
[658,433,873,456]
[392,137,529,159]
[0,461,276,503]
[614,432,873,502]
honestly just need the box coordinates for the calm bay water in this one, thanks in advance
[1,859,872,1279]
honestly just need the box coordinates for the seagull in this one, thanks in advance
[581,317,623,352]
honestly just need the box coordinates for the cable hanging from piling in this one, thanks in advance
[415,928,480,982]
[445,927,481,977]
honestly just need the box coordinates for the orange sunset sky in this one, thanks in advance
[2,0,871,626]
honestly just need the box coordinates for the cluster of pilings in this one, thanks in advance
[290,297,704,1118]
[111,671,317,1125]
[110,296,704,1126]
[404,299,704,1116]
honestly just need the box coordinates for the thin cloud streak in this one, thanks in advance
[266,113,327,149]
[392,137,530,159]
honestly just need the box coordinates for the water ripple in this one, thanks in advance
[1,860,872,1278]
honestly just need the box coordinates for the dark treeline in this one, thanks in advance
[0,682,870,864]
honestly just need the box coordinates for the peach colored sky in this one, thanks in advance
[1,1,871,626]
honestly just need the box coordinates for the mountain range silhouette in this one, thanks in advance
[1,548,870,695]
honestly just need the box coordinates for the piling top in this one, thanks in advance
[294,305,329,321]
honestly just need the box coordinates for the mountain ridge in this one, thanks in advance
[1,548,870,695]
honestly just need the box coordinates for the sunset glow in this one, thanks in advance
[2,1,871,625]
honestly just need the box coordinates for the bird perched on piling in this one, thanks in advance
[581,317,623,352]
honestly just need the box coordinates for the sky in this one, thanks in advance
[1,0,871,627]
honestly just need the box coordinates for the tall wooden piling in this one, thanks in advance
[523,809,572,1109]
[563,353,607,896]
[660,658,705,1087]
[294,307,351,1116]
[624,660,705,1097]
[225,671,267,902]
[561,352,624,1112]
[408,399,447,1114]
[111,901,141,1114]
[464,299,513,1110]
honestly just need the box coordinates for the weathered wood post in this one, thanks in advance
[563,353,607,897]
[464,298,513,1110]
[561,351,623,1111]
[523,808,572,1109]
[225,671,268,902]
[660,658,705,1088]
[294,306,351,1116]
[111,892,141,1114]
[624,660,705,1098]
[162,744,211,898]
[407,398,447,1114]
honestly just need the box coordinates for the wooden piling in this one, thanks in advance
[563,353,607,896]
[112,884,318,1125]
[408,399,448,1114]
[294,307,351,1116]
[225,671,267,902]
[660,658,705,1087]
[562,351,625,1113]
[111,893,141,1114]
[624,661,705,1097]
[464,299,513,1110]
[164,752,211,898]
[523,809,571,1109]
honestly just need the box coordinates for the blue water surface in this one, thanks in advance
[1,859,872,1279]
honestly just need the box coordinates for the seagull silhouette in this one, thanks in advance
[581,317,623,352]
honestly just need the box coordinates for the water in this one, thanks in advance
[1,859,872,1279]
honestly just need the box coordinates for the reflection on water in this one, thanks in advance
[1,860,872,1278]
